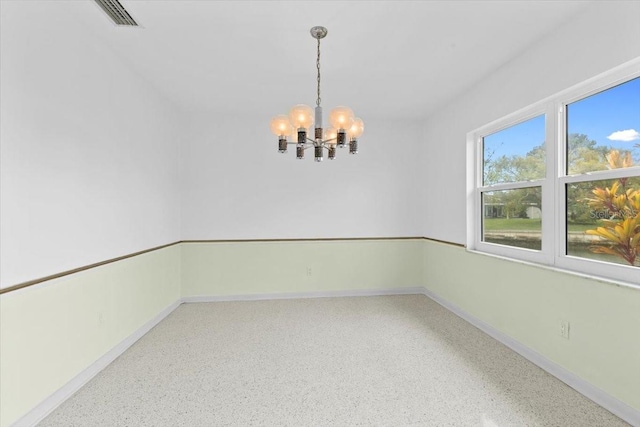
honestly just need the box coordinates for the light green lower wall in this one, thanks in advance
[180,240,423,297]
[422,239,640,411]
[2,239,638,426]
[0,244,182,427]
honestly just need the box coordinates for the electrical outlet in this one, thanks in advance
[306,267,312,276]
[560,320,570,339]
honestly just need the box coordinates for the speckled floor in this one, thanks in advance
[40,295,627,426]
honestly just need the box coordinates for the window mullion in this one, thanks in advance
[539,101,556,265]
[554,100,566,268]
[479,180,545,192]
[562,166,640,184]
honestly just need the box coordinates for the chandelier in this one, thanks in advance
[270,26,364,162]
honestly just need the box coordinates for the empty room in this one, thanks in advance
[1,1,639,426]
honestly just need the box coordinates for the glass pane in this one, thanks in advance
[566,77,640,175]
[483,115,545,185]
[482,187,542,250]
[567,177,640,267]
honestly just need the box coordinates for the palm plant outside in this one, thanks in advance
[583,148,640,266]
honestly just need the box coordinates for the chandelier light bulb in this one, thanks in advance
[289,104,314,130]
[329,106,355,130]
[324,127,338,143]
[270,115,293,137]
[348,117,365,139]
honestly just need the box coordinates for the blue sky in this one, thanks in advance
[484,115,545,159]
[484,77,640,160]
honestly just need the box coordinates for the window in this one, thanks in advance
[469,61,640,285]
[481,115,545,251]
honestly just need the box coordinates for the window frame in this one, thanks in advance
[471,105,554,266]
[467,59,640,286]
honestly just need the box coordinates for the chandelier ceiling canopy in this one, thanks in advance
[270,26,364,162]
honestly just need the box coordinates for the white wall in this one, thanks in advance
[181,113,423,239]
[0,1,183,288]
[420,1,640,244]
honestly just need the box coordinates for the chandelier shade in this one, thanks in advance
[289,104,314,130]
[270,115,293,137]
[349,118,365,139]
[269,26,364,162]
[329,106,355,131]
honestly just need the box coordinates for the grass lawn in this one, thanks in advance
[483,218,540,231]
[483,218,599,232]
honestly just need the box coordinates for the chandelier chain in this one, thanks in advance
[316,38,321,107]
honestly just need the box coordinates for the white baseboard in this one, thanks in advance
[421,287,640,427]
[181,286,425,303]
[11,299,182,427]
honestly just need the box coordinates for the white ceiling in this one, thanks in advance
[18,1,595,120]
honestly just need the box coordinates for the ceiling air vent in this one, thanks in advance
[94,0,138,26]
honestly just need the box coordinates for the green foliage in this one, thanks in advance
[568,181,600,225]
[484,133,631,186]
[483,142,545,185]
[484,134,637,227]
[484,187,540,220]
[567,133,610,174]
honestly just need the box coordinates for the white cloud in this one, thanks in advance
[607,129,640,142]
